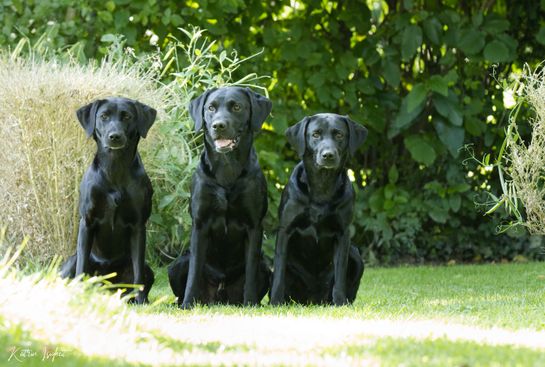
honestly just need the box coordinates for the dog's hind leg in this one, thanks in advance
[59,255,77,278]
[346,245,364,303]
[141,263,155,303]
[257,258,272,304]
[168,252,190,305]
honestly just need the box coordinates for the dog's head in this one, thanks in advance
[76,97,157,151]
[189,87,272,153]
[286,113,367,169]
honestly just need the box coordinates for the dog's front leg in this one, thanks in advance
[270,227,289,305]
[75,218,92,276]
[332,231,350,305]
[131,225,146,304]
[182,225,209,309]
[244,227,262,305]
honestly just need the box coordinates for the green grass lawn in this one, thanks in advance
[1,261,544,366]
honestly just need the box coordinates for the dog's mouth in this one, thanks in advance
[317,161,340,169]
[213,137,239,153]
[105,143,126,151]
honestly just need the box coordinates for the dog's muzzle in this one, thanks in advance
[104,132,127,151]
[316,149,340,169]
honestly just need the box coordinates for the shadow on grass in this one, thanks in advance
[323,336,545,366]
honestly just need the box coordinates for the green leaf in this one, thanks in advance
[472,12,483,27]
[100,34,117,43]
[363,104,386,132]
[369,189,385,212]
[433,95,463,126]
[428,75,449,96]
[389,95,425,138]
[423,17,442,45]
[429,207,449,223]
[401,25,423,61]
[407,83,427,112]
[404,135,437,166]
[97,10,113,23]
[388,165,399,184]
[384,183,396,200]
[424,181,444,194]
[449,183,471,193]
[105,1,116,12]
[362,42,381,65]
[465,117,485,137]
[458,28,485,55]
[308,72,325,88]
[537,26,545,45]
[444,69,458,84]
[482,15,510,34]
[383,60,401,87]
[434,120,465,158]
[449,194,462,212]
[171,14,183,26]
[483,40,510,63]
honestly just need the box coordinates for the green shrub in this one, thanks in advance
[4,1,545,264]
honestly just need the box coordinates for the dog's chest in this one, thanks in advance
[292,203,341,238]
[213,186,252,222]
[94,188,140,227]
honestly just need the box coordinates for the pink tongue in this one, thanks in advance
[215,139,233,148]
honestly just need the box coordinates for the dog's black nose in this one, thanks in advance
[109,133,122,142]
[322,151,335,160]
[211,121,226,131]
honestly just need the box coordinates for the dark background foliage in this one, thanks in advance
[3,0,545,264]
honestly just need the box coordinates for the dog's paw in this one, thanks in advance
[179,302,194,310]
[269,296,284,306]
[128,293,148,305]
[243,299,259,307]
[332,290,348,306]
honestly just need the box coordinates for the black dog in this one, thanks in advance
[168,87,272,308]
[60,97,156,304]
[270,113,367,305]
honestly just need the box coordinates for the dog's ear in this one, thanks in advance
[245,88,272,132]
[189,88,216,132]
[134,101,157,138]
[285,116,310,158]
[76,100,104,138]
[343,116,368,156]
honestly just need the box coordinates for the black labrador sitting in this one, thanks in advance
[60,97,157,304]
[168,87,272,308]
[270,113,367,305]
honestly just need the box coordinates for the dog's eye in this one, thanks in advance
[233,104,241,112]
[122,113,132,121]
[312,131,321,139]
[100,113,109,121]
[335,132,344,140]
[208,105,216,112]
